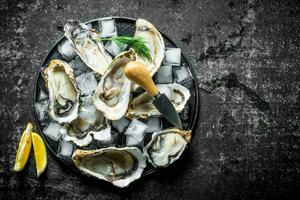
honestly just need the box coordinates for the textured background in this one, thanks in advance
[1,0,300,199]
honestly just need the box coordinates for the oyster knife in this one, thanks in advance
[124,61,182,129]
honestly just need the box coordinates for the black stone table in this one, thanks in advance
[1,0,299,199]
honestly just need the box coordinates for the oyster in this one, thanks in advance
[143,128,191,167]
[72,147,146,187]
[126,83,190,119]
[60,113,112,146]
[44,60,79,123]
[60,116,111,147]
[64,20,112,75]
[132,19,165,90]
[59,95,112,146]
[93,50,136,120]
[60,118,93,147]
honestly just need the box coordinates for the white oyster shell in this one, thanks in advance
[72,147,146,187]
[60,113,111,147]
[93,50,136,120]
[143,128,191,167]
[132,19,165,90]
[44,60,79,123]
[126,83,190,119]
[64,20,112,75]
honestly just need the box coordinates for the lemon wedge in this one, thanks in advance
[32,132,47,177]
[13,122,33,172]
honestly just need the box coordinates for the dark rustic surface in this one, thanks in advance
[1,0,300,199]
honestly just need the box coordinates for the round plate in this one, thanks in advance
[34,17,199,179]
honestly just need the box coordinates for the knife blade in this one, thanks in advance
[153,92,182,129]
[124,61,183,128]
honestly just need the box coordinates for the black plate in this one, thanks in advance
[33,17,200,179]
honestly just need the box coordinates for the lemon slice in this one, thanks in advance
[13,123,33,172]
[32,132,47,177]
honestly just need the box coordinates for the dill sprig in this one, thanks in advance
[94,36,152,62]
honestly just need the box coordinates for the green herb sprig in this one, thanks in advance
[94,36,152,62]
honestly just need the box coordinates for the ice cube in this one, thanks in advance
[38,90,48,101]
[58,40,77,61]
[68,57,89,77]
[155,65,173,84]
[174,66,191,83]
[125,119,148,146]
[57,140,74,157]
[43,121,61,141]
[92,125,112,143]
[78,96,99,124]
[35,100,49,122]
[105,40,127,57]
[80,95,96,110]
[112,117,130,133]
[98,18,117,38]
[126,137,141,147]
[76,72,98,96]
[164,48,181,66]
[145,118,162,133]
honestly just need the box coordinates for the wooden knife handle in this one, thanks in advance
[124,61,159,97]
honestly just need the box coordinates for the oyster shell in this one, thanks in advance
[132,19,165,90]
[60,113,112,146]
[44,60,79,123]
[60,116,111,147]
[72,147,146,187]
[64,20,112,75]
[93,50,136,120]
[143,128,191,167]
[126,83,190,119]
[59,95,112,146]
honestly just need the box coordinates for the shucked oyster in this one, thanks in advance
[64,20,112,75]
[143,128,191,167]
[72,147,146,187]
[132,19,165,90]
[60,115,111,147]
[93,50,136,120]
[126,83,190,119]
[44,60,79,123]
[60,96,112,146]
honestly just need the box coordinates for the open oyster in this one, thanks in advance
[132,19,165,90]
[93,50,136,120]
[64,20,112,75]
[44,60,79,123]
[60,96,112,146]
[126,83,190,119]
[143,128,191,167]
[60,116,111,147]
[72,147,146,187]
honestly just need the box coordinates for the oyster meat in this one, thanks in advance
[64,20,112,75]
[132,19,165,90]
[72,147,146,187]
[44,60,80,123]
[143,128,191,167]
[126,83,190,119]
[93,50,136,120]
